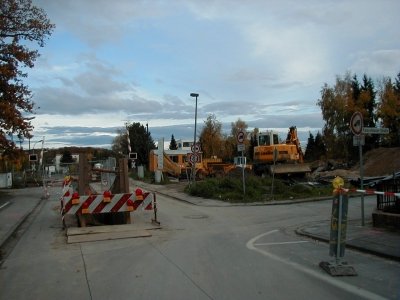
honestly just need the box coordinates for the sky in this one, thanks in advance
[21,0,400,150]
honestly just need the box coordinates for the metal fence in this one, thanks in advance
[376,172,400,213]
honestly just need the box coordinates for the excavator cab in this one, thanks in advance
[258,131,280,146]
[253,127,310,176]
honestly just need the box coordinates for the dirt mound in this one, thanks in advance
[311,147,399,180]
[355,147,400,177]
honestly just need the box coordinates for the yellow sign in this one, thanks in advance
[332,176,344,189]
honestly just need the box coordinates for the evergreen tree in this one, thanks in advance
[169,134,178,150]
[360,74,378,151]
[304,132,315,161]
[60,150,74,164]
[314,131,326,160]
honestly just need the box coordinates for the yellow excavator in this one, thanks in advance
[253,126,311,176]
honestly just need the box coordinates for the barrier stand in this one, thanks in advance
[152,192,160,225]
[320,176,357,276]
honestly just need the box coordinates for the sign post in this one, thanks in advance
[190,143,201,183]
[350,112,365,226]
[237,130,246,197]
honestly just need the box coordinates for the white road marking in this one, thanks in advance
[246,230,388,300]
[0,201,10,210]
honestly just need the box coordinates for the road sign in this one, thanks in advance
[362,127,389,134]
[191,143,201,153]
[237,144,245,152]
[188,153,200,164]
[350,112,363,136]
[237,131,245,144]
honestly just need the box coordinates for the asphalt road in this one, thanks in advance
[0,187,399,300]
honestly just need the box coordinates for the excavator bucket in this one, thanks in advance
[269,163,311,175]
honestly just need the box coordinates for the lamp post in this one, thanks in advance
[190,93,199,184]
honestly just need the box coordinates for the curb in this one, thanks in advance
[295,227,400,262]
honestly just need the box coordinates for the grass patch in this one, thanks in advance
[185,175,332,203]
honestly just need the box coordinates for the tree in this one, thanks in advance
[0,0,54,153]
[317,73,354,160]
[169,134,177,150]
[304,132,315,162]
[199,114,223,158]
[112,122,156,166]
[377,75,400,146]
[60,150,74,164]
[314,131,326,160]
[359,74,378,151]
[229,118,249,161]
[249,128,259,161]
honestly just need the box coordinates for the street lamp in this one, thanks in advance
[190,93,199,183]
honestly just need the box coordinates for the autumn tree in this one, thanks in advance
[169,134,177,150]
[317,73,354,160]
[355,74,379,151]
[199,114,223,158]
[377,74,400,146]
[0,0,54,154]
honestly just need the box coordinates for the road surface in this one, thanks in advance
[0,186,399,300]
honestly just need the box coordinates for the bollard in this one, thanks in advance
[319,176,357,276]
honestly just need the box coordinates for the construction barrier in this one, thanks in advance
[338,187,400,198]
[60,186,159,227]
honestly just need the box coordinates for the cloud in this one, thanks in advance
[351,50,400,78]
[25,0,399,150]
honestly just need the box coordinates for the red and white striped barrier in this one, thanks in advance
[338,188,400,198]
[61,189,153,216]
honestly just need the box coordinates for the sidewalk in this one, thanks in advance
[1,182,399,262]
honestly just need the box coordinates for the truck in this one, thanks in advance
[253,126,311,176]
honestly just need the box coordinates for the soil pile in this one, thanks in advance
[311,147,400,180]
[358,147,400,177]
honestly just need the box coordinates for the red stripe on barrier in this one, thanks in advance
[79,195,97,214]
[92,198,109,213]
[110,193,132,212]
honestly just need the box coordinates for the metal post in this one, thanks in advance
[190,93,199,185]
[336,192,343,264]
[242,150,245,197]
[359,139,365,226]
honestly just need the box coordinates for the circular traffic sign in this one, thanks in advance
[188,153,200,164]
[191,143,201,153]
[237,131,245,144]
[350,112,363,136]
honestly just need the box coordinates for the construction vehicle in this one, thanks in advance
[253,126,311,176]
[149,149,190,179]
[149,150,247,180]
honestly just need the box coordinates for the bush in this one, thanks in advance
[185,175,332,202]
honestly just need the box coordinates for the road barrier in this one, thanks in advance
[338,187,400,198]
[60,185,160,228]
